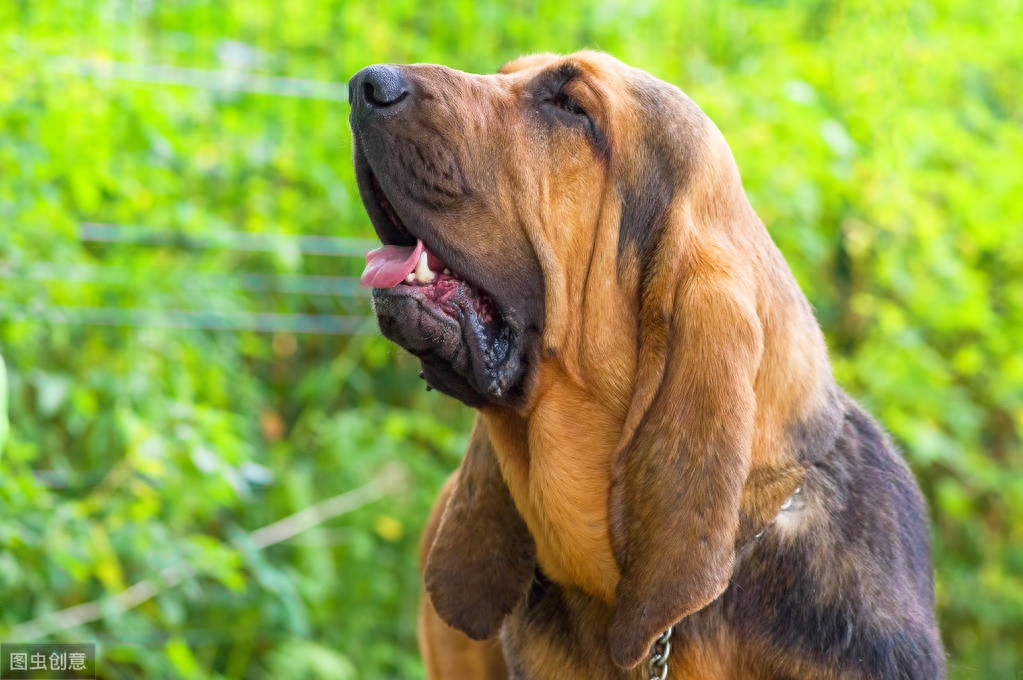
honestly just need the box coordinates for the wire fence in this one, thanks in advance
[1,223,377,334]
[2,51,375,337]
[49,57,350,101]
[80,223,376,257]
[0,304,375,335]
[0,262,366,297]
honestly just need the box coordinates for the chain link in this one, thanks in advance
[647,625,674,680]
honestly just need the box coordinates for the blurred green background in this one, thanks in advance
[1,0,1021,678]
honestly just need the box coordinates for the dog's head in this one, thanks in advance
[351,51,698,410]
[351,52,838,668]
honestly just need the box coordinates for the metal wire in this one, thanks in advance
[49,57,350,101]
[0,262,369,298]
[0,304,376,335]
[80,223,378,257]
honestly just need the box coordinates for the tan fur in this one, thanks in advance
[484,384,622,603]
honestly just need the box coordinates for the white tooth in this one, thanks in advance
[443,268,450,275]
[405,273,415,283]
[415,251,435,283]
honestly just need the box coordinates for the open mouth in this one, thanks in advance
[358,171,500,332]
[361,238,499,326]
[355,156,524,406]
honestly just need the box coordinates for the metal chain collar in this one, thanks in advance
[647,625,674,680]
[645,484,804,678]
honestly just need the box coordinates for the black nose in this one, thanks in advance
[349,65,410,114]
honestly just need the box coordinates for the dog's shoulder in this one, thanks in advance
[725,392,946,678]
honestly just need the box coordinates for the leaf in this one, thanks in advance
[164,636,200,678]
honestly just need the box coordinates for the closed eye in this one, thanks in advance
[551,92,585,116]
[542,91,590,127]
[533,65,606,155]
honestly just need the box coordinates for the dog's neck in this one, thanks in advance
[481,288,838,607]
[481,386,828,606]
[482,383,624,603]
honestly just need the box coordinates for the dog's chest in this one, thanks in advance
[501,576,736,680]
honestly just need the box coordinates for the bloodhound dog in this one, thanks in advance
[349,52,945,679]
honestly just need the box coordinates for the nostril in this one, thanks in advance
[363,81,377,105]
[364,80,407,108]
[354,64,411,110]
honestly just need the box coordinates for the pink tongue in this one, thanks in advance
[360,240,424,288]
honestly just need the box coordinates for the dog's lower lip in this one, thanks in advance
[380,272,499,327]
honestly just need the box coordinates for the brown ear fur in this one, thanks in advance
[423,418,536,640]
[607,105,766,668]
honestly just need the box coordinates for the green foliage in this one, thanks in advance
[0,353,8,457]
[0,1,1020,678]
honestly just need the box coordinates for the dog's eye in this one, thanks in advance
[556,94,585,116]
[536,79,601,146]
[545,92,587,118]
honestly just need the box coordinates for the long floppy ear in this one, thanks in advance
[607,94,765,667]
[423,417,536,639]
